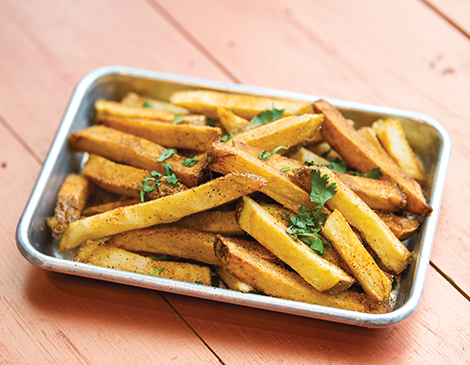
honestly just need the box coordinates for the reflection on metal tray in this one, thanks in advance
[16,66,451,327]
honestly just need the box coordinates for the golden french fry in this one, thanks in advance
[46,174,92,237]
[59,173,267,251]
[121,92,189,114]
[236,196,354,293]
[81,199,140,217]
[169,89,313,120]
[217,107,250,134]
[286,147,330,166]
[174,210,245,236]
[215,266,257,293]
[375,211,421,241]
[75,241,212,285]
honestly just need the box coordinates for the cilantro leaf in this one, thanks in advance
[305,160,319,167]
[328,157,347,173]
[183,157,198,167]
[195,280,203,285]
[137,171,163,202]
[150,267,165,276]
[150,254,172,261]
[150,170,163,179]
[157,148,178,162]
[321,149,332,158]
[220,133,233,142]
[280,167,291,172]
[309,169,337,207]
[143,101,153,108]
[164,163,180,187]
[259,146,286,160]
[206,118,216,127]
[173,113,184,125]
[250,106,284,126]
[349,168,383,180]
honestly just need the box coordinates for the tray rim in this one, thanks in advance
[16,65,452,328]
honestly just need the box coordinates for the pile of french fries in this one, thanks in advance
[47,89,432,314]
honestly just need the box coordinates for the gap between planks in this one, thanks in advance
[430,261,470,302]
[420,0,470,40]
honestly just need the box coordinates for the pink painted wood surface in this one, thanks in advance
[425,0,470,36]
[1,0,469,363]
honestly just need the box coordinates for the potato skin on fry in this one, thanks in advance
[314,99,431,216]
[214,236,392,314]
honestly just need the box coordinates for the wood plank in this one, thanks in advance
[162,267,470,364]
[0,122,219,363]
[155,0,470,295]
[0,0,230,161]
[423,0,470,36]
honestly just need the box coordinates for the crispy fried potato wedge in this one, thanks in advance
[75,241,212,285]
[99,116,221,151]
[287,147,330,166]
[217,107,250,134]
[95,100,205,125]
[236,196,354,293]
[375,211,421,241]
[46,174,92,237]
[314,99,431,216]
[372,118,426,181]
[107,225,221,266]
[59,173,267,251]
[121,92,189,114]
[357,126,393,161]
[174,210,245,236]
[232,114,324,152]
[334,172,406,212]
[82,199,140,217]
[294,166,411,275]
[215,266,257,293]
[83,154,187,200]
[306,141,342,161]
[323,210,392,302]
[209,141,314,213]
[68,125,210,187]
[214,235,392,313]
[169,89,313,120]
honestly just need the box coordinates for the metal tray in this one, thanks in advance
[16,66,451,327]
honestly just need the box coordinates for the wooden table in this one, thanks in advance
[1,1,469,363]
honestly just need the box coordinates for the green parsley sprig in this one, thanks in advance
[259,146,287,160]
[143,101,153,108]
[137,170,163,202]
[150,267,165,276]
[157,148,178,162]
[349,168,383,180]
[250,106,284,126]
[173,113,184,125]
[183,157,199,167]
[164,164,180,187]
[220,133,233,142]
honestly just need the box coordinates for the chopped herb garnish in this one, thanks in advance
[284,169,337,256]
[251,105,284,126]
[206,118,216,127]
[246,246,254,250]
[157,148,178,162]
[259,146,286,160]
[137,171,163,202]
[321,149,332,158]
[328,157,347,173]
[280,167,291,172]
[150,267,165,276]
[195,280,203,285]
[183,157,199,167]
[229,110,234,114]
[173,113,184,125]
[220,133,233,142]
[305,160,318,167]
[349,168,383,180]
[164,163,180,187]
[150,254,172,261]
[143,101,153,108]
[391,277,398,290]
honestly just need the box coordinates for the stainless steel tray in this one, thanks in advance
[16,66,451,327]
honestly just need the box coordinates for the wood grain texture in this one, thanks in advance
[156,0,470,296]
[0,123,219,364]
[0,0,230,161]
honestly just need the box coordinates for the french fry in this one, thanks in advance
[232,114,324,152]
[286,147,330,166]
[107,225,221,266]
[322,210,392,302]
[236,196,354,293]
[59,173,267,251]
[209,141,314,213]
[215,266,257,293]
[169,89,313,120]
[357,126,393,162]
[46,174,92,237]
[217,107,250,134]
[75,241,212,285]
[95,100,205,125]
[68,125,210,187]
[307,141,342,160]
[375,211,421,241]
[121,92,189,114]
[82,199,140,217]
[314,99,431,216]
[372,118,426,181]
[334,172,406,212]
[294,166,411,275]
[214,235,392,313]
[82,154,187,200]
[174,209,245,236]
[99,115,221,151]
